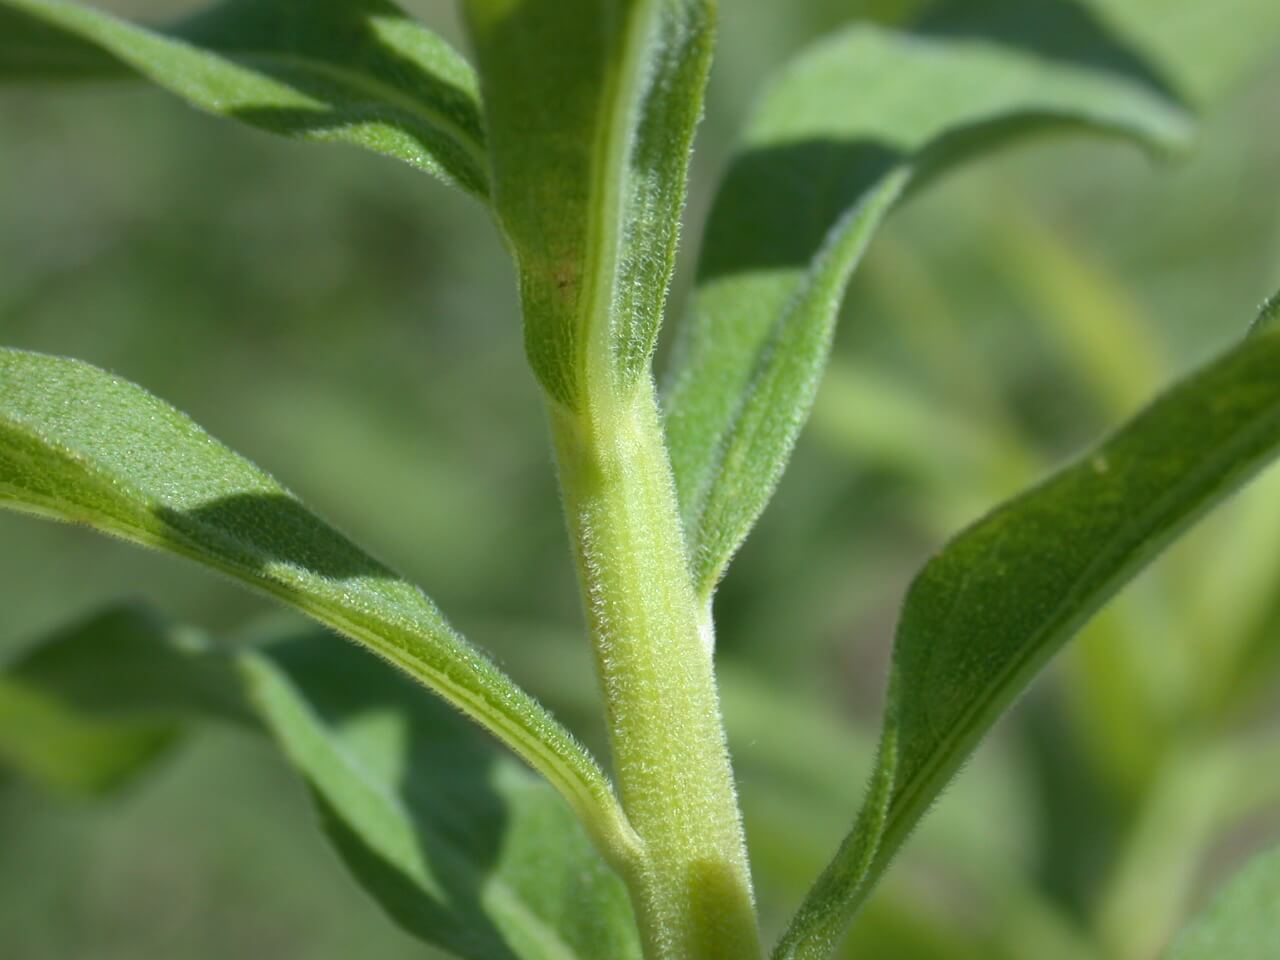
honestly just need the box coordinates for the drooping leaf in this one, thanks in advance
[663,3,1192,600]
[242,629,643,960]
[461,0,714,406]
[0,610,644,959]
[0,0,489,196]
[775,322,1280,959]
[0,348,638,870]
[1166,844,1280,960]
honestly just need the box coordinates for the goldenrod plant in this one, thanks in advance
[1,1,1278,958]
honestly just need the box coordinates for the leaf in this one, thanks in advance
[243,628,643,960]
[0,0,489,196]
[1166,844,1280,960]
[461,0,714,407]
[0,610,644,959]
[775,323,1280,959]
[663,3,1193,600]
[0,348,639,870]
[0,604,246,793]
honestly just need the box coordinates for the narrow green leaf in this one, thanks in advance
[664,7,1192,600]
[0,0,489,196]
[243,629,643,960]
[1166,844,1280,960]
[0,610,643,959]
[776,324,1280,959]
[0,348,639,871]
[462,0,714,406]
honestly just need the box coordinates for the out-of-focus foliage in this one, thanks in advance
[1,0,1278,958]
[1168,844,1280,960]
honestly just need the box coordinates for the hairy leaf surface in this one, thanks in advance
[776,324,1280,958]
[664,8,1192,599]
[0,0,489,195]
[0,349,637,868]
[1167,844,1280,960]
[462,0,714,406]
[0,610,642,959]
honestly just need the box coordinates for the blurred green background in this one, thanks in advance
[2,2,1279,958]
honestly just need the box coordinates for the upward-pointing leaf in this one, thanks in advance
[664,3,1192,600]
[462,0,714,407]
[775,320,1280,959]
[0,0,489,196]
[0,348,639,872]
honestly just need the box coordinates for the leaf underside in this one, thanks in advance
[776,323,1280,958]
[0,608,642,960]
[0,348,636,869]
[0,0,489,195]
[663,2,1192,600]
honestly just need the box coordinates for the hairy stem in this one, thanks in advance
[551,377,760,959]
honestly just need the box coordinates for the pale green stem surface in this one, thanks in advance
[550,378,760,960]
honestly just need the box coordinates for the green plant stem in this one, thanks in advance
[550,377,760,960]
